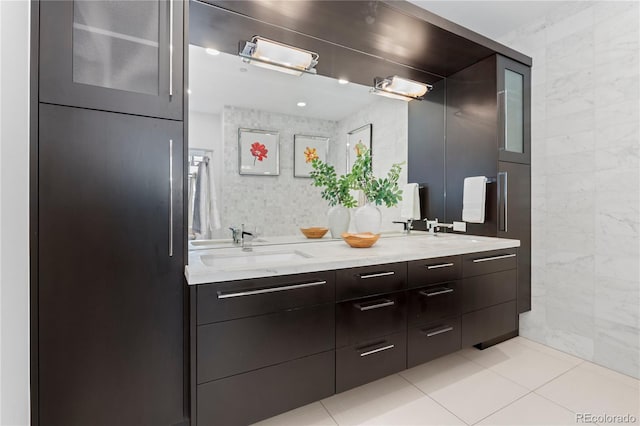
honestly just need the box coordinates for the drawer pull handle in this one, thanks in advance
[472,253,516,263]
[426,262,454,270]
[359,344,395,357]
[424,326,454,337]
[354,299,395,311]
[359,271,395,279]
[217,280,327,299]
[420,287,454,297]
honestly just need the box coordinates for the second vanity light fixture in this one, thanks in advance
[371,76,432,101]
[239,36,319,76]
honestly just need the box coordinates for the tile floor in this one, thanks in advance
[254,337,640,426]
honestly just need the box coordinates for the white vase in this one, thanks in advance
[354,202,382,234]
[327,205,350,238]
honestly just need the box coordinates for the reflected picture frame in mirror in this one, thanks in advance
[238,128,280,175]
[293,134,329,178]
[346,123,372,172]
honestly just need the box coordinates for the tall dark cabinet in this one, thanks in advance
[444,54,532,314]
[34,1,187,425]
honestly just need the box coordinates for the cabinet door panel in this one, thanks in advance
[408,316,461,368]
[336,262,406,301]
[336,291,406,348]
[197,304,334,383]
[461,301,517,347]
[498,162,531,312]
[197,351,334,426]
[40,0,183,119]
[497,55,531,164]
[38,104,184,426]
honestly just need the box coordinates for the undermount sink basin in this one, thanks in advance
[190,238,267,250]
[201,250,312,268]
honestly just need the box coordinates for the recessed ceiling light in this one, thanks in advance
[338,79,349,85]
[205,48,220,56]
[297,101,307,107]
[187,89,192,94]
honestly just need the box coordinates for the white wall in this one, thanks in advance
[0,1,31,425]
[499,1,640,378]
[334,97,409,233]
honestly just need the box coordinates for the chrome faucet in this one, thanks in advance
[392,219,414,234]
[424,218,454,235]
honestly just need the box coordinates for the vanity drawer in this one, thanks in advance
[461,269,517,313]
[461,300,517,347]
[197,270,335,324]
[462,249,517,277]
[408,316,461,368]
[336,331,406,393]
[336,291,406,348]
[197,303,334,383]
[197,350,334,426]
[408,256,461,288]
[336,262,406,301]
[408,281,461,325]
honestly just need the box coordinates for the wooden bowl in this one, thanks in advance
[300,227,329,239]
[341,232,380,248]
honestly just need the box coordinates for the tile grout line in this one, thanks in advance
[469,389,534,426]
[318,399,340,426]
[396,372,473,426]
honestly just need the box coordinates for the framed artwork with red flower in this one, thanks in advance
[238,128,280,176]
[294,135,329,178]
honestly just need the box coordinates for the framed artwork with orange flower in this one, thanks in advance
[238,128,280,176]
[294,135,329,178]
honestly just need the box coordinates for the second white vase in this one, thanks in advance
[327,205,350,238]
[354,202,382,234]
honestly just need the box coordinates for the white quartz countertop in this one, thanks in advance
[185,233,520,285]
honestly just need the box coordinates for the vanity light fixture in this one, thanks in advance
[371,76,432,101]
[338,78,349,85]
[239,36,319,76]
[205,48,220,56]
[297,101,307,107]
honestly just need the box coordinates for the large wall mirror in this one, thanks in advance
[188,1,446,246]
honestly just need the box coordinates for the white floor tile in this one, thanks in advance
[400,352,485,394]
[476,393,577,425]
[426,368,529,425]
[536,363,640,425]
[321,374,425,426]
[513,337,584,366]
[579,360,640,390]
[460,338,579,390]
[364,395,466,426]
[251,402,337,426]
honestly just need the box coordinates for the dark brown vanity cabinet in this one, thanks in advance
[39,0,183,120]
[444,54,531,314]
[38,104,185,426]
[461,249,519,347]
[335,263,408,392]
[193,271,336,426]
[407,256,463,367]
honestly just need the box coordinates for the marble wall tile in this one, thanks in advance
[545,130,595,157]
[593,319,640,379]
[505,2,640,378]
[594,276,640,329]
[545,109,595,138]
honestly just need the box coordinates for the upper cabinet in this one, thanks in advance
[497,55,531,164]
[39,0,183,120]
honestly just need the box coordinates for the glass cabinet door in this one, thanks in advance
[497,55,530,164]
[40,0,183,120]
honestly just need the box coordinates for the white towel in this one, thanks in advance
[462,176,487,223]
[193,161,221,238]
[207,160,221,231]
[401,183,421,220]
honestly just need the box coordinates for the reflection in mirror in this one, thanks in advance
[188,44,412,244]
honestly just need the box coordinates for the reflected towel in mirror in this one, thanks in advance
[192,160,221,237]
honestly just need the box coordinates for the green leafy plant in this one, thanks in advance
[309,159,357,208]
[350,143,404,207]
